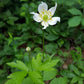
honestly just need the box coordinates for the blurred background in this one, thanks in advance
[0,0,84,84]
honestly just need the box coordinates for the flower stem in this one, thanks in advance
[43,30,44,59]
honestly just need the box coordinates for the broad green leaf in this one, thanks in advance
[7,60,28,72]
[71,76,79,84]
[39,59,59,71]
[22,77,34,84]
[7,71,27,84]
[81,17,84,26]
[29,71,44,84]
[68,8,82,15]
[43,69,57,81]
[50,77,68,84]
[68,16,81,27]
[32,53,42,71]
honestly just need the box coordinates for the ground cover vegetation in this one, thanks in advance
[0,0,84,84]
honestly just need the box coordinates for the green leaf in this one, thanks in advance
[68,16,81,27]
[50,77,68,84]
[69,65,80,75]
[81,17,84,26]
[68,8,82,15]
[45,33,59,41]
[71,76,79,84]
[20,0,28,1]
[65,0,76,6]
[6,71,27,84]
[80,73,84,77]
[39,59,59,71]
[5,79,15,84]
[44,43,58,54]
[43,69,57,81]
[0,22,5,28]
[7,60,28,72]
[32,53,42,71]
[29,71,44,84]
[22,77,34,84]
[57,39,64,47]
[60,70,76,78]
[78,79,83,84]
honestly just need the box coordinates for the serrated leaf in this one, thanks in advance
[32,53,42,71]
[68,8,82,15]
[29,71,44,84]
[43,69,57,81]
[22,77,34,84]
[50,77,68,84]
[39,59,59,71]
[6,71,27,84]
[68,16,81,27]
[7,60,28,72]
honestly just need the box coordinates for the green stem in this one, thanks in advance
[43,30,44,59]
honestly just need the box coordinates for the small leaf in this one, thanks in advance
[57,39,64,47]
[7,60,28,72]
[68,16,81,27]
[68,8,82,15]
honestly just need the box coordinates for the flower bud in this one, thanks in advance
[26,47,31,52]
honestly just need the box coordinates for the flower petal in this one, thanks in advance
[48,17,60,25]
[48,3,57,16]
[30,12,42,22]
[41,21,49,29]
[38,2,48,13]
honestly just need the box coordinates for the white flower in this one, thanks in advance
[30,2,60,29]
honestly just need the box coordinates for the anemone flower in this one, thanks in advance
[30,2,60,29]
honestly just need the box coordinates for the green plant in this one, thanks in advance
[5,53,59,84]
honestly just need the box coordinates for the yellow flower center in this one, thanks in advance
[43,15,48,22]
